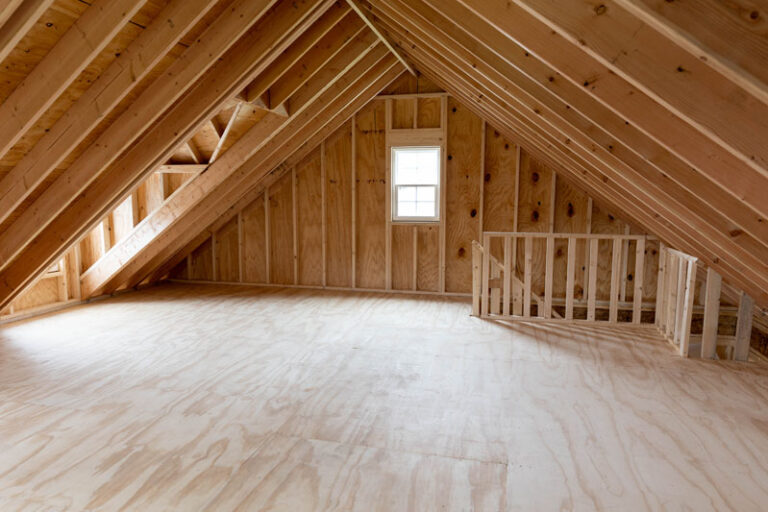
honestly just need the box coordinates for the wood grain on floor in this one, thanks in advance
[0,283,767,511]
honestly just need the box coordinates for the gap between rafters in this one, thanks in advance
[345,0,416,76]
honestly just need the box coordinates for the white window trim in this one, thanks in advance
[391,146,441,223]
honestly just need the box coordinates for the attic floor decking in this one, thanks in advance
[0,284,767,511]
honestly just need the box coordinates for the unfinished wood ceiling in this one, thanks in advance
[0,0,766,315]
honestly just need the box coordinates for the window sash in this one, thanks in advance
[391,146,441,222]
[393,184,438,221]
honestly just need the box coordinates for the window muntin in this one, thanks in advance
[391,146,440,222]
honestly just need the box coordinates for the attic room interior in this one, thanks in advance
[0,0,767,509]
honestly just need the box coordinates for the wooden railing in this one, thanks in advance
[472,232,654,324]
[655,245,698,356]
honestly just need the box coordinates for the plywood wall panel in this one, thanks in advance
[171,92,654,304]
[11,278,60,311]
[517,149,553,233]
[135,173,166,223]
[189,237,213,281]
[79,226,103,274]
[268,174,294,285]
[391,224,414,290]
[241,195,267,284]
[296,150,323,286]
[445,99,482,294]
[553,179,590,298]
[417,97,441,129]
[355,101,386,289]
[417,225,440,292]
[392,98,414,129]
[482,127,516,233]
[215,216,239,283]
[325,124,353,288]
[166,172,194,196]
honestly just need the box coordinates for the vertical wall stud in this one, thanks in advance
[321,140,327,288]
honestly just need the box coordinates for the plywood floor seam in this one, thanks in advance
[0,283,767,511]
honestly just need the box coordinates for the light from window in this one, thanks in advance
[392,146,440,222]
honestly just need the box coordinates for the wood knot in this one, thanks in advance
[470,209,477,218]
[594,4,607,15]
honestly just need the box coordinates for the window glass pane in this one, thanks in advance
[415,202,435,217]
[398,186,416,202]
[416,186,435,202]
[398,201,417,217]
[393,147,440,185]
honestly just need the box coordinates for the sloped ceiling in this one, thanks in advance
[0,0,766,316]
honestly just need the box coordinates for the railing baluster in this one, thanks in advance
[587,238,598,321]
[565,236,575,320]
[490,261,501,315]
[471,241,482,317]
[674,257,686,345]
[481,234,490,317]
[544,237,554,319]
[503,236,511,316]
[523,237,532,317]
[701,268,721,359]
[632,239,645,324]
[679,259,697,357]
[609,238,622,323]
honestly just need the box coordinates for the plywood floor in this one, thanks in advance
[0,284,767,511]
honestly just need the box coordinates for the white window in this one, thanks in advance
[391,146,440,222]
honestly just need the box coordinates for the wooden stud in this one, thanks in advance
[471,242,482,316]
[511,145,522,316]
[523,236,532,317]
[701,267,722,359]
[632,238,645,324]
[490,258,501,315]
[502,236,511,316]
[609,238,622,323]
[351,116,357,288]
[264,190,270,285]
[544,236,554,318]
[620,225,631,301]
[411,226,418,291]
[565,236,575,320]
[478,120,486,239]
[292,167,299,285]
[439,95,448,294]
[734,293,754,361]
[321,141,328,288]
[587,238,598,321]
[384,99,393,290]
[237,211,244,283]
[481,234,490,317]
[679,259,697,357]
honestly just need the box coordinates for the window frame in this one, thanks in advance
[390,145,442,223]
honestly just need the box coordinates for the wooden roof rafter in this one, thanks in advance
[0,0,336,310]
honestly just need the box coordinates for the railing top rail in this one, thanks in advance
[482,231,656,241]
[665,247,698,262]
